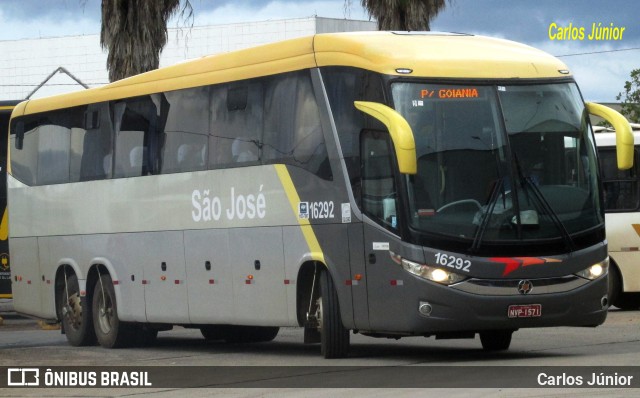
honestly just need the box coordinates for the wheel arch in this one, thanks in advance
[86,258,121,317]
[608,256,623,286]
[54,260,82,321]
[295,258,353,329]
[296,260,326,327]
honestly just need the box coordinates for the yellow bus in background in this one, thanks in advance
[0,100,19,299]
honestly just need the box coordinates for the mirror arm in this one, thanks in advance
[354,101,417,174]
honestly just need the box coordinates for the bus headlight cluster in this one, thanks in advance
[401,258,467,285]
[575,257,609,280]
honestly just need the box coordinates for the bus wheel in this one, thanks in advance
[319,269,350,358]
[608,265,622,309]
[92,274,135,348]
[58,274,96,346]
[480,330,513,351]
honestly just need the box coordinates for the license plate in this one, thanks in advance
[508,304,542,318]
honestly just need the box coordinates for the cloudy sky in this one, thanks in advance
[0,0,638,101]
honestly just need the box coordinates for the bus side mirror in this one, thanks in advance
[354,101,417,174]
[586,102,634,170]
[15,121,24,150]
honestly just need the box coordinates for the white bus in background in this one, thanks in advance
[595,124,640,310]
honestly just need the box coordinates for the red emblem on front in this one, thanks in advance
[489,257,562,276]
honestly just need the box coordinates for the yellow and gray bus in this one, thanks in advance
[0,100,19,299]
[8,32,633,357]
[595,126,640,310]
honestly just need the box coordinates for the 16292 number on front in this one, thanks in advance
[434,253,471,272]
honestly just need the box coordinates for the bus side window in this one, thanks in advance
[112,97,159,178]
[599,147,639,211]
[208,82,263,169]
[322,67,386,200]
[262,71,331,179]
[361,130,398,231]
[10,119,38,186]
[11,109,82,186]
[79,103,113,181]
[161,87,209,174]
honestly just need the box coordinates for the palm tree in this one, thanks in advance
[360,0,448,31]
[100,0,193,82]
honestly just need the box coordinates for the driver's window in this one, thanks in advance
[361,130,398,231]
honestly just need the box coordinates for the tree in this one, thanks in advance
[617,69,640,123]
[359,0,448,31]
[99,0,193,82]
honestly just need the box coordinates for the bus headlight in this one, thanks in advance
[575,257,609,280]
[401,258,467,285]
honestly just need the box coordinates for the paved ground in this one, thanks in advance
[1,301,639,397]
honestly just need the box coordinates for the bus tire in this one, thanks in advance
[480,330,513,351]
[319,269,350,358]
[92,274,136,348]
[608,265,622,309]
[58,274,96,346]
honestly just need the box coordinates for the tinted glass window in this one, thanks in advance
[361,131,398,232]
[263,72,331,179]
[113,97,160,178]
[10,70,332,185]
[162,87,209,174]
[209,82,263,168]
[11,121,39,186]
[79,103,113,181]
[37,124,70,185]
[599,147,639,211]
[11,107,91,186]
[322,67,386,198]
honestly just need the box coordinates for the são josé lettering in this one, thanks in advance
[537,372,634,386]
[192,186,266,222]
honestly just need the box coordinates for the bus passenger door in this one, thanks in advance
[360,131,408,330]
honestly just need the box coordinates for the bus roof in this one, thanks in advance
[595,129,640,147]
[0,100,20,111]
[14,31,571,117]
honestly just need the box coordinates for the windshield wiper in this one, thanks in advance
[470,177,505,253]
[514,154,576,252]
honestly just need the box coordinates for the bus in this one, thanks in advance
[8,32,633,357]
[0,100,18,299]
[595,126,640,310]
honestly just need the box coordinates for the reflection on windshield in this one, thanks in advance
[392,82,603,246]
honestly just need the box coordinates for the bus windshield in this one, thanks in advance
[392,82,602,246]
